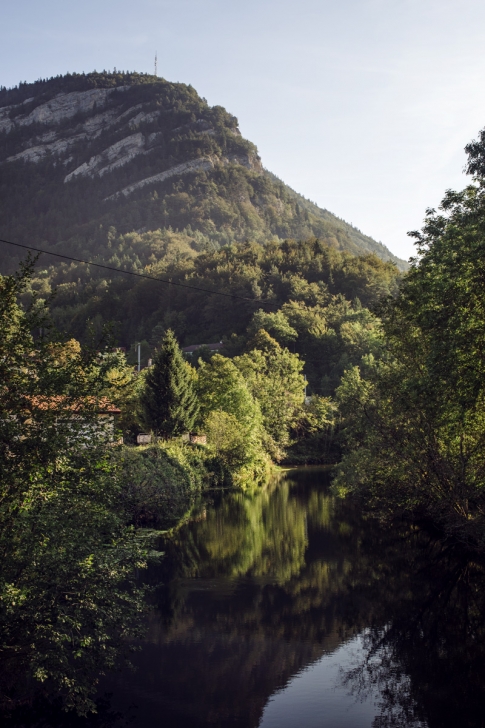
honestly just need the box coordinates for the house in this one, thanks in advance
[27,396,121,443]
[189,433,207,445]
[182,341,224,356]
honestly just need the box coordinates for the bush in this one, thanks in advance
[118,442,207,528]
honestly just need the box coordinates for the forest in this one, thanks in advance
[26,236,400,389]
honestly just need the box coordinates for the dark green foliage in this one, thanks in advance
[0,261,148,714]
[0,72,403,410]
[0,71,406,478]
[119,442,207,528]
[335,128,485,550]
[0,70,165,107]
[285,396,339,464]
[141,329,199,437]
[234,330,305,458]
[194,353,270,485]
[36,237,398,397]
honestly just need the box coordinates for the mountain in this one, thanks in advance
[0,71,405,274]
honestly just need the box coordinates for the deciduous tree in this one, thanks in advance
[0,259,147,715]
[335,130,485,550]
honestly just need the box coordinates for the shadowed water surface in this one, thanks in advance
[97,468,485,728]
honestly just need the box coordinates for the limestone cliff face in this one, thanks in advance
[0,81,262,200]
[0,87,128,133]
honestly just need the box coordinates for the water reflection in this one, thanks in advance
[341,544,485,728]
[260,634,380,728]
[107,470,354,727]
[99,468,485,728]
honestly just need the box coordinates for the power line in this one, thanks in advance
[0,236,364,372]
[0,236,278,308]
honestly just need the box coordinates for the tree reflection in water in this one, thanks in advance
[98,470,485,728]
[341,542,485,728]
[100,468,485,728]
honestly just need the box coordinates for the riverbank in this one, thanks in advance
[117,439,275,529]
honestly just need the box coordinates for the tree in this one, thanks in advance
[103,349,145,442]
[334,128,485,550]
[0,259,147,715]
[235,330,305,459]
[195,354,268,484]
[141,329,199,438]
[247,309,298,345]
[204,410,250,469]
[196,353,261,433]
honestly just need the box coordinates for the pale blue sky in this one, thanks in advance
[2,0,485,260]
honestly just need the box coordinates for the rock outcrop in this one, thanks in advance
[1,82,264,196]
[0,84,258,189]
[8,136,86,164]
[64,133,147,181]
[104,157,216,199]
[0,87,129,134]
[104,153,263,200]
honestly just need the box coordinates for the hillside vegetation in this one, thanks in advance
[23,237,400,396]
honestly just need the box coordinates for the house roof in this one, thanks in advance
[182,342,224,354]
[27,396,121,414]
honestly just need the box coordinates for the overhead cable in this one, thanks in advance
[0,236,278,308]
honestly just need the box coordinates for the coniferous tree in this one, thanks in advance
[141,329,199,438]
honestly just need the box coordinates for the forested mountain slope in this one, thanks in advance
[0,71,404,273]
[21,237,399,402]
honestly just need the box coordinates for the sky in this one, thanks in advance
[2,0,485,261]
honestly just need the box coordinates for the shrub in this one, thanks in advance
[118,442,206,528]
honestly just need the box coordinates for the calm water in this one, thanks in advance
[99,468,485,728]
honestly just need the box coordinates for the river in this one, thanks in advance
[98,467,485,728]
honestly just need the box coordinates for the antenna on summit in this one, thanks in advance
[154,52,158,77]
